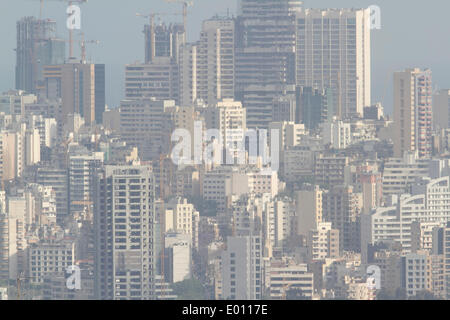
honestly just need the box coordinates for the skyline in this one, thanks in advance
[2,0,450,302]
[1,0,450,113]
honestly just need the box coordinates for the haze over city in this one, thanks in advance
[1,0,450,304]
[1,0,450,113]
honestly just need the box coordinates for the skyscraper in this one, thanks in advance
[295,8,372,118]
[221,235,262,300]
[15,17,65,94]
[144,23,185,64]
[236,0,301,129]
[394,68,433,158]
[179,17,235,106]
[42,61,106,125]
[125,59,179,104]
[94,165,157,300]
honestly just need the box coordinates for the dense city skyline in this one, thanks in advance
[1,0,450,303]
[1,0,450,113]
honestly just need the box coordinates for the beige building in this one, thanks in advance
[163,197,200,250]
[43,62,105,125]
[382,151,429,199]
[0,132,17,181]
[295,186,323,239]
[393,68,433,158]
[308,222,340,261]
[180,18,235,106]
[296,8,372,117]
[28,240,75,284]
[0,90,37,116]
[269,121,306,151]
[204,99,246,164]
[267,260,314,300]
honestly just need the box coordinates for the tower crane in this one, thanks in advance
[164,0,194,32]
[59,32,99,63]
[28,0,89,59]
[79,32,100,63]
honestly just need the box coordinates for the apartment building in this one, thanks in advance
[393,68,433,158]
[267,260,314,300]
[295,8,371,118]
[308,222,340,261]
[28,240,75,284]
[221,235,263,300]
[371,177,450,252]
[94,165,157,300]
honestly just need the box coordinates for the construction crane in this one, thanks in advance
[29,0,89,59]
[59,32,99,63]
[164,0,194,32]
[17,273,33,300]
[66,0,88,59]
[26,0,46,19]
[79,32,100,63]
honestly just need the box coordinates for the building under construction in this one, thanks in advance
[15,17,65,94]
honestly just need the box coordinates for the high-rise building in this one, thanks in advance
[394,68,433,158]
[295,8,371,118]
[42,61,106,125]
[236,0,301,129]
[69,151,104,215]
[125,59,179,104]
[197,18,235,105]
[94,165,157,300]
[144,23,185,64]
[36,167,68,219]
[221,235,262,300]
[295,186,323,239]
[323,185,363,252]
[28,240,75,284]
[203,99,247,163]
[308,222,340,261]
[15,17,65,94]
[267,260,314,300]
[179,17,235,106]
[120,99,174,161]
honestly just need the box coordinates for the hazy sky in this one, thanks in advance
[1,0,450,114]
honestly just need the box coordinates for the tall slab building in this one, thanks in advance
[295,8,372,119]
[94,165,158,300]
[236,0,301,129]
[179,17,235,106]
[394,68,433,158]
